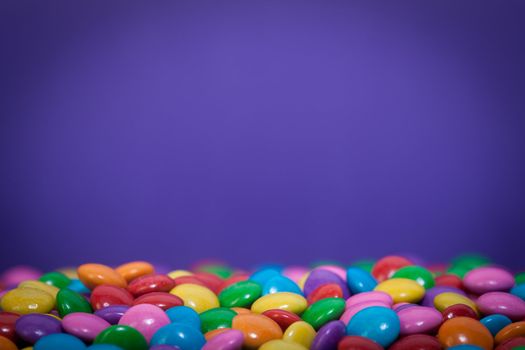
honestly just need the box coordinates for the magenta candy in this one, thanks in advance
[477,292,525,320]
[1,266,42,287]
[311,320,346,350]
[94,305,130,324]
[340,300,391,325]
[345,291,393,309]
[304,269,350,299]
[282,266,309,283]
[397,305,442,335]
[202,329,244,350]
[62,312,111,341]
[118,304,170,342]
[420,286,466,307]
[464,267,515,294]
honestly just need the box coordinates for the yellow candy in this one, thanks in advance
[259,339,308,350]
[283,321,316,348]
[170,283,219,313]
[168,270,193,279]
[251,292,308,315]
[0,287,54,314]
[374,278,425,303]
[19,280,59,299]
[433,292,479,314]
[21,347,33,350]
[298,272,310,290]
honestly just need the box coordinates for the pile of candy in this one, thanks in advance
[0,255,524,350]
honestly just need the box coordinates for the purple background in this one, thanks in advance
[1,1,524,270]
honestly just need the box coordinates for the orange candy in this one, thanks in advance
[495,321,525,345]
[0,335,18,350]
[231,307,251,315]
[116,261,155,282]
[204,327,231,341]
[232,313,283,348]
[77,263,127,289]
[437,317,493,350]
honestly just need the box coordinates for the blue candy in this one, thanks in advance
[346,306,400,348]
[263,275,302,295]
[480,314,512,336]
[166,306,201,329]
[249,268,281,286]
[511,283,525,301]
[346,267,377,293]
[150,323,205,350]
[34,333,87,350]
[67,279,91,294]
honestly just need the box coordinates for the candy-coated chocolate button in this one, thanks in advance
[433,292,478,314]
[166,306,201,329]
[337,335,383,350]
[261,309,301,331]
[56,289,93,317]
[463,267,515,294]
[372,256,413,282]
[94,325,148,350]
[259,340,307,350]
[437,317,493,350]
[346,267,377,294]
[115,261,155,282]
[119,304,170,342]
[307,283,343,304]
[133,292,183,310]
[477,292,525,320]
[34,333,86,350]
[374,278,425,303]
[251,292,307,314]
[128,274,175,296]
[77,264,127,290]
[346,306,400,348]
[0,335,17,350]
[392,266,435,289]
[302,297,345,330]
[201,329,244,350]
[62,312,111,342]
[0,311,20,341]
[19,280,59,299]
[94,305,129,325]
[39,272,71,289]
[388,334,442,350]
[494,321,525,345]
[91,285,134,310]
[345,291,393,309]
[15,314,62,344]
[218,281,262,308]
[262,275,302,295]
[231,313,283,349]
[1,288,54,314]
[199,307,237,333]
[480,314,512,336]
[283,321,316,349]
[304,269,350,299]
[442,304,478,320]
[150,323,206,350]
[397,305,442,335]
[310,320,346,350]
[170,284,219,313]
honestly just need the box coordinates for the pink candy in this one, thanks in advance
[397,306,442,335]
[62,312,111,341]
[118,304,170,342]
[463,267,515,294]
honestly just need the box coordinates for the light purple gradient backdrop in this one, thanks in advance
[1,1,524,270]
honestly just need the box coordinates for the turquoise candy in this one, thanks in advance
[479,314,512,336]
[262,275,302,295]
[34,333,87,350]
[57,288,93,317]
[150,323,205,350]
[346,267,377,294]
[511,284,525,301]
[166,306,201,329]
[346,306,400,348]
[68,279,91,294]
[249,268,281,286]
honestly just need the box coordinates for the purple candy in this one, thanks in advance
[421,286,466,307]
[304,269,351,299]
[15,313,62,344]
[311,320,346,350]
[94,305,130,324]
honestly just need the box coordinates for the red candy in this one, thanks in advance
[132,292,183,310]
[261,309,301,331]
[0,312,20,342]
[173,276,208,288]
[338,335,384,350]
[127,274,175,297]
[435,274,463,289]
[372,256,413,282]
[388,334,442,350]
[442,304,478,321]
[90,285,134,310]
[307,283,343,304]
[194,272,224,294]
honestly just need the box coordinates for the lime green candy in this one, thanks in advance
[57,288,92,317]
[392,266,435,289]
[197,265,234,279]
[39,271,71,289]
[301,297,345,330]
[200,307,237,333]
[94,325,148,350]
[219,281,262,308]
[515,271,525,285]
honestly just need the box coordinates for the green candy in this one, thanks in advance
[392,265,435,289]
[197,265,234,279]
[199,307,237,333]
[451,254,490,270]
[94,325,148,350]
[351,260,375,273]
[301,297,345,330]
[515,271,525,285]
[39,271,71,289]
[56,288,92,317]
[219,280,262,308]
